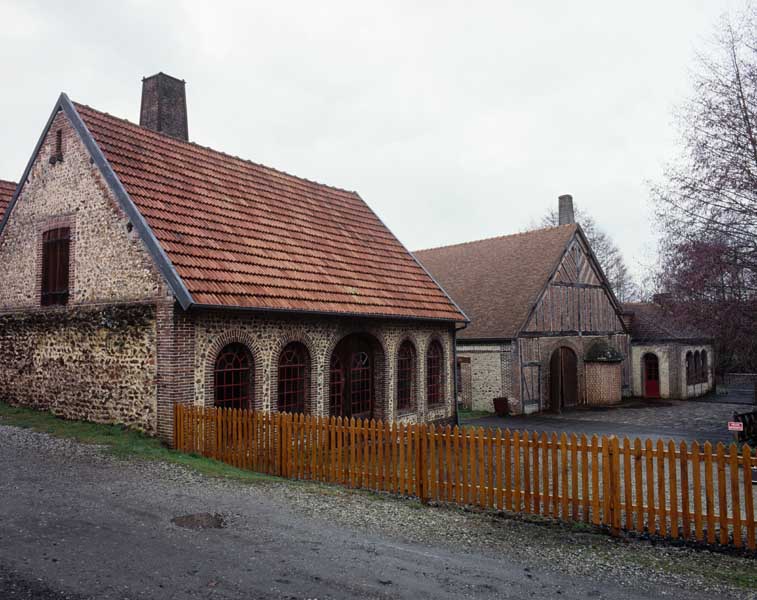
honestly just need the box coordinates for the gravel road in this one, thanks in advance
[0,424,754,600]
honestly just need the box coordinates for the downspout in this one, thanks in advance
[453,321,469,428]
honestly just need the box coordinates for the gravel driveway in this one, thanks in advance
[0,424,755,600]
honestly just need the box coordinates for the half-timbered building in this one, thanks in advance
[415,195,630,415]
[0,73,467,443]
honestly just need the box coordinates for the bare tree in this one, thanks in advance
[654,8,757,277]
[537,206,638,302]
[653,6,757,372]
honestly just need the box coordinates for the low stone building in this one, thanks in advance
[622,300,714,399]
[0,73,467,443]
[415,196,631,415]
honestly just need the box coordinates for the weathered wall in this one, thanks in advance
[0,305,158,432]
[679,344,714,399]
[630,343,714,399]
[585,362,622,405]
[0,110,164,310]
[0,109,166,433]
[153,309,457,441]
[631,344,672,398]
[518,334,629,413]
[456,342,513,413]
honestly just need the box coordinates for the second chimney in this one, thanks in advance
[558,194,574,225]
[140,72,188,141]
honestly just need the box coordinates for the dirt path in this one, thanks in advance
[0,424,754,600]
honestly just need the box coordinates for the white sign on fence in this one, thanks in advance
[728,421,744,432]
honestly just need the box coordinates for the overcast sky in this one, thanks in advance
[0,1,744,283]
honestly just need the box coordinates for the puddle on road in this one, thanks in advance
[171,513,225,530]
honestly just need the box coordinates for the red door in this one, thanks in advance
[644,354,660,398]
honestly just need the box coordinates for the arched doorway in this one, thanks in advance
[329,334,381,420]
[549,346,578,411]
[643,353,660,398]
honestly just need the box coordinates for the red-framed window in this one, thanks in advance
[214,343,252,409]
[41,227,71,306]
[426,340,444,406]
[396,340,415,411]
[329,354,344,417]
[350,351,372,416]
[278,342,309,413]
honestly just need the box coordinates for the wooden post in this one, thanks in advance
[607,435,621,537]
[416,424,428,504]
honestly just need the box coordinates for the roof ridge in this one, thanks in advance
[414,223,577,254]
[72,101,360,197]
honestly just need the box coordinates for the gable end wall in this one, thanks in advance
[0,110,170,433]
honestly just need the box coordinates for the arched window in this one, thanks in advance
[426,340,444,406]
[350,351,372,416]
[329,334,378,420]
[686,351,693,385]
[701,350,708,383]
[278,342,309,413]
[694,351,701,384]
[396,340,416,412]
[214,343,252,409]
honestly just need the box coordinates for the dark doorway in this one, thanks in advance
[643,353,660,399]
[549,346,578,411]
[329,334,378,420]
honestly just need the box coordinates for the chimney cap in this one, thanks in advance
[142,71,186,84]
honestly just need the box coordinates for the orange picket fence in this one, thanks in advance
[174,404,757,550]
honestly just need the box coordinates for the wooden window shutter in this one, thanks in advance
[41,227,71,306]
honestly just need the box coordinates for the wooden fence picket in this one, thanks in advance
[173,405,757,551]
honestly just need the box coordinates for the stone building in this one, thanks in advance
[415,196,630,415]
[0,73,467,443]
[622,300,714,399]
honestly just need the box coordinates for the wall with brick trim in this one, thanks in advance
[166,309,456,444]
[0,110,168,433]
[0,111,166,310]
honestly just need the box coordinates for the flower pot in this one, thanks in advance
[493,397,509,417]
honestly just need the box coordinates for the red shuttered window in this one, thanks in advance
[41,227,71,306]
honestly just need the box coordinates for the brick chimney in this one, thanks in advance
[139,72,188,141]
[558,194,574,225]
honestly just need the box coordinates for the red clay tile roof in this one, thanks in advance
[622,302,710,342]
[415,225,577,339]
[74,103,464,321]
[0,179,16,222]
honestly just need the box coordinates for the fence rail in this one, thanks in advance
[174,405,757,550]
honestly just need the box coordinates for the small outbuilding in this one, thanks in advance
[622,300,714,399]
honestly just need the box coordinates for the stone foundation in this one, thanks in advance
[0,304,158,432]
